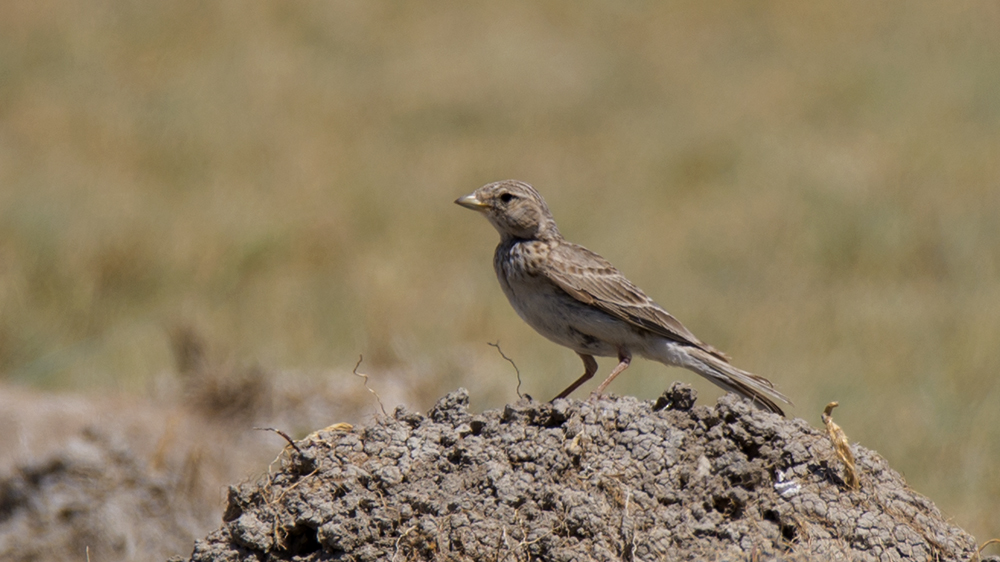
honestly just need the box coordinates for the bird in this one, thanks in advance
[455,179,791,415]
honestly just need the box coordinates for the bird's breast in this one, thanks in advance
[492,239,644,357]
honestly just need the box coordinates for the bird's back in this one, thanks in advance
[543,241,731,361]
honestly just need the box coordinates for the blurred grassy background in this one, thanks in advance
[0,0,998,542]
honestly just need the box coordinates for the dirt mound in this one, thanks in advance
[180,385,979,562]
[0,362,408,562]
[0,429,204,562]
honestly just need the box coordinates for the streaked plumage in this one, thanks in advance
[456,179,791,415]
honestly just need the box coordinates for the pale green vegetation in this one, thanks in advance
[0,1,997,544]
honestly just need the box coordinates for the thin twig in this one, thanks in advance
[488,341,523,399]
[976,538,1000,562]
[981,538,1000,552]
[273,467,320,505]
[254,427,302,454]
[393,525,418,562]
[353,355,388,416]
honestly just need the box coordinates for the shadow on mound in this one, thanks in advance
[180,385,979,562]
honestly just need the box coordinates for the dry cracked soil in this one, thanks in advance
[175,385,985,562]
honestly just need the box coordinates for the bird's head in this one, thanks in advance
[455,180,560,241]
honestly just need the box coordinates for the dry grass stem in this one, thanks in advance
[254,427,302,454]
[488,341,524,399]
[352,355,388,417]
[822,402,859,490]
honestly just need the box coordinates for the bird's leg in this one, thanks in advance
[590,348,632,398]
[551,353,599,401]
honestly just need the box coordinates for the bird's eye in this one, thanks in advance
[499,192,515,203]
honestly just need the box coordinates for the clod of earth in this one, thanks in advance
[178,384,979,562]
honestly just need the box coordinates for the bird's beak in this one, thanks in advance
[455,193,488,211]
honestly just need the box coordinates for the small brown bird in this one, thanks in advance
[456,179,791,415]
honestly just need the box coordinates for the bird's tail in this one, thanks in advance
[654,342,791,416]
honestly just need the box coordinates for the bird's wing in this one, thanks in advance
[545,242,730,361]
